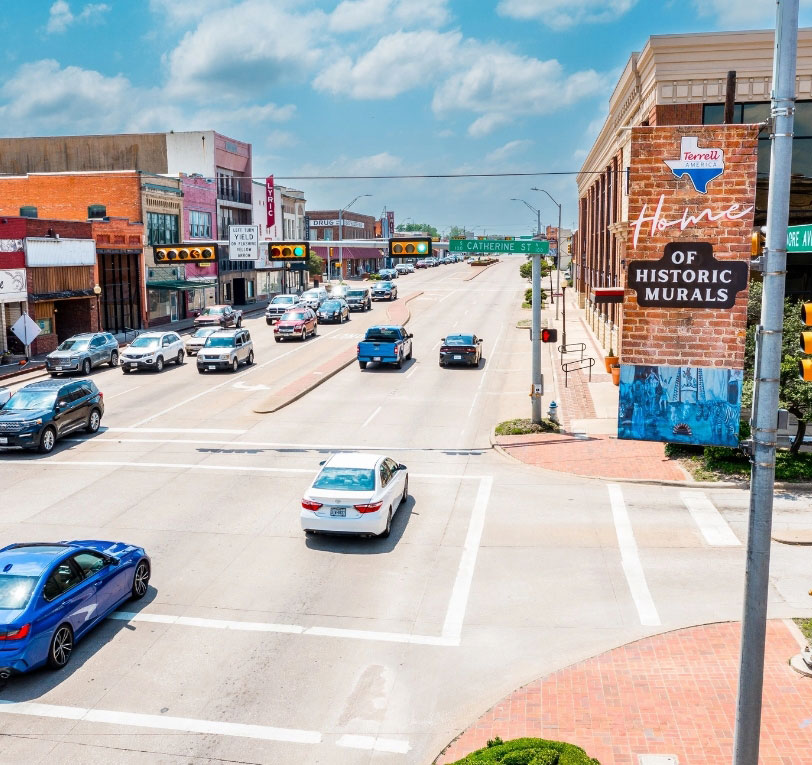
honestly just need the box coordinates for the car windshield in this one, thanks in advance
[193,328,216,338]
[272,296,295,304]
[56,338,90,351]
[4,390,58,410]
[365,328,399,342]
[0,574,38,609]
[446,335,474,346]
[282,312,307,321]
[321,301,341,310]
[377,282,393,288]
[302,292,319,298]
[347,290,366,298]
[204,336,236,347]
[312,467,376,491]
[130,336,160,348]
[201,307,225,315]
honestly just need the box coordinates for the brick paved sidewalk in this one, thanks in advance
[436,620,811,764]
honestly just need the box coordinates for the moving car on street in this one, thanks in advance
[120,331,185,373]
[194,305,243,328]
[394,263,414,274]
[345,287,372,312]
[439,333,483,367]
[357,325,412,369]
[329,285,349,299]
[0,539,150,678]
[184,327,218,356]
[265,294,302,324]
[274,308,318,342]
[45,333,120,376]
[415,259,429,269]
[0,379,104,454]
[316,298,350,324]
[300,287,328,309]
[197,329,254,373]
[371,281,398,301]
[379,268,398,280]
[300,452,409,538]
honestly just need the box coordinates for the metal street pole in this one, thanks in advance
[531,188,563,320]
[531,252,542,424]
[338,194,371,283]
[733,3,798,764]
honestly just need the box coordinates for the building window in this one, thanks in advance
[323,229,333,241]
[189,210,212,238]
[147,212,179,245]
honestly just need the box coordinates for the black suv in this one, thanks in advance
[0,379,104,454]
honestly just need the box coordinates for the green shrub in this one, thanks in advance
[523,287,547,306]
[367,273,382,280]
[448,736,599,765]
[495,418,561,436]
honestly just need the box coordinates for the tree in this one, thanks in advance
[396,222,439,238]
[743,281,812,452]
[519,260,550,281]
[448,225,467,238]
[307,254,324,277]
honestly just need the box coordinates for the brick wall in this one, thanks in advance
[181,175,218,240]
[621,124,759,369]
[654,103,703,126]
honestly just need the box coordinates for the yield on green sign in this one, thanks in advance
[787,224,812,253]
[448,239,550,255]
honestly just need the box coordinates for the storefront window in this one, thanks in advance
[189,210,212,238]
[148,289,171,323]
[36,318,52,333]
[147,212,179,245]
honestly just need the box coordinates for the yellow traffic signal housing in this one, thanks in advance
[800,358,812,382]
[154,244,216,263]
[802,331,812,355]
[801,303,812,380]
[751,227,766,256]
[388,237,431,258]
[269,242,309,261]
[802,302,812,325]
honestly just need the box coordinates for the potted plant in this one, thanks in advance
[611,363,621,386]
[604,346,619,373]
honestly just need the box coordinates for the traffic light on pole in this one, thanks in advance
[541,328,557,343]
[269,242,309,261]
[388,237,431,258]
[154,244,216,263]
[800,302,812,381]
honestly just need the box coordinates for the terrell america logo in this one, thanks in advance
[664,137,725,193]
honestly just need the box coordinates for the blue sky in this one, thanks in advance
[2,0,811,235]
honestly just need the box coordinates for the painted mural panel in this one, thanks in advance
[617,363,743,447]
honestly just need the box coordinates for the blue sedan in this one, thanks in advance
[0,540,150,680]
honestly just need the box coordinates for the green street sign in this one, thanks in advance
[787,224,812,253]
[448,239,550,255]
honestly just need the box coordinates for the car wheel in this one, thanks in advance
[236,317,242,328]
[395,351,403,369]
[266,319,273,325]
[439,359,445,367]
[176,350,184,365]
[401,477,409,505]
[406,346,412,360]
[49,372,59,377]
[109,351,119,367]
[81,358,91,375]
[155,356,164,372]
[311,324,318,337]
[47,623,74,669]
[38,426,57,454]
[197,368,205,374]
[275,337,282,343]
[231,358,239,373]
[246,350,254,365]
[300,328,306,341]
[379,508,393,539]
[304,529,317,536]
[122,366,131,374]
[359,361,367,369]
[131,559,150,599]
[86,408,102,434]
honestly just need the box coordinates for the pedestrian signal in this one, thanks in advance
[389,237,431,257]
[541,328,557,343]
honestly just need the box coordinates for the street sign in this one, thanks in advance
[229,225,259,260]
[11,313,41,347]
[448,239,550,255]
[787,224,812,253]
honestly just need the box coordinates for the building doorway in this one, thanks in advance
[232,277,246,305]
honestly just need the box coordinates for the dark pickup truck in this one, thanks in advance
[357,326,413,369]
[194,305,243,329]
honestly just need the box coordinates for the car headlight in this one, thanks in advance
[220,354,230,360]
[22,418,43,427]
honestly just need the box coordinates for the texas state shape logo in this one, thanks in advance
[664,137,725,193]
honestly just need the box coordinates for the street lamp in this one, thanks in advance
[93,283,102,331]
[531,187,563,316]
[339,194,372,282]
[510,198,541,237]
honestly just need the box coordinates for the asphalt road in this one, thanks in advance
[0,259,810,765]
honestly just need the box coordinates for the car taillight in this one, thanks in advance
[354,501,383,513]
[440,347,451,353]
[0,624,30,640]
[301,499,323,511]
[357,343,361,353]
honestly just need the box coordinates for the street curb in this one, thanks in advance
[252,291,423,415]
[463,262,497,281]
[771,531,812,545]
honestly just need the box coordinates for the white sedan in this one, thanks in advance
[300,452,409,538]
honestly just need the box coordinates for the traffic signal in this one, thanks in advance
[801,302,812,381]
[541,328,557,343]
[154,244,216,263]
[389,237,431,258]
[751,227,766,256]
[269,242,309,261]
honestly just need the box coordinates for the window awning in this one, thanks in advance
[147,280,217,291]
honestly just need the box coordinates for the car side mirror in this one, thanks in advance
[318,460,326,466]
[193,310,200,317]
[398,464,407,471]
[57,400,68,408]
[107,556,120,566]
[408,333,414,339]
[441,337,446,343]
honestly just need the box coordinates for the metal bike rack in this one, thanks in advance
[561,356,595,387]
[558,342,586,362]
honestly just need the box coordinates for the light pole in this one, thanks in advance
[339,194,371,282]
[93,284,102,331]
[531,188,562,319]
[510,198,541,237]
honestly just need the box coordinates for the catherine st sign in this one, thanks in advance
[448,239,550,255]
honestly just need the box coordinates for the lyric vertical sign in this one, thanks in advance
[266,175,275,231]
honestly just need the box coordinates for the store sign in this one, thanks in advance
[0,269,26,302]
[309,219,364,229]
[0,239,23,252]
[266,176,275,230]
[627,242,748,309]
[25,238,95,267]
[387,211,395,239]
[664,136,725,193]
[228,225,259,260]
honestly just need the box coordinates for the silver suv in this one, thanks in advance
[45,332,120,376]
[196,329,254,373]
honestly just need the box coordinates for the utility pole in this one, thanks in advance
[338,194,371,283]
[733,3,798,764]
[531,251,542,424]
[531,188,563,320]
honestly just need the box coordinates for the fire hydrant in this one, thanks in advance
[547,400,559,424]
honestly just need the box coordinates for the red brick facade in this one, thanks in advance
[621,124,759,368]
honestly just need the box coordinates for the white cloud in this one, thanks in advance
[433,52,609,136]
[314,30,462,98]
[485,139,532,163]
[328,0,449,31]
[497,0,636,30]
[392,0,450,26]
[329,0,391,32]
[148,0,234,25]
[46,1,110,34]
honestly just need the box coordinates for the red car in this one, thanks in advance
[273,308,318,342]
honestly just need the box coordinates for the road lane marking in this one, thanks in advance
[442,475,493,641]
[405,366,418,379]
[466,330,502,419]
[103,386,142,399]
[361,405,382,428]
[679,491,740,546]
[337,734,411,754]
[105,427,247,434]
[607,484,661,627]
[438,289,460,303]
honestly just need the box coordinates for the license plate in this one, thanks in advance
[127,363,136,369]
[330,507,346,517]
[0,437,7,444]
[373,356,381,361]
[208,365,216,370]
[454,355,462,360]
[280,328,292,333]
[54,366,62,371]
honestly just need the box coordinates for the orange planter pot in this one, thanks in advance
[604,356,619,373]
[611,365,621,386]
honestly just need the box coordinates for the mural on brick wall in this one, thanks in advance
[618,363,742,447]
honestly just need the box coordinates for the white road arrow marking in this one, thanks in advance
[233,381,270,391]
[71,604,98,622]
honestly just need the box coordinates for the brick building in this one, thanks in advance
[307,209,381,278]
[576,28,812,355]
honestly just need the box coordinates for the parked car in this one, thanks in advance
[357,325,413,369]
[300,288,329,309]
[274,308,318,342]
[300,452,409,538]
[317,298,350,324]
[120,331,185,373]
[379,268,398,280]
[184,327,218,356]
[45,333,119,376]
[0,379,104,453]
[371,281,398,301]
[265,294,302,324]
[439,333,483,367]
[194,305,243,329]
[0,539,150,678]
[196,329,254,373]
[345,287,372,312]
